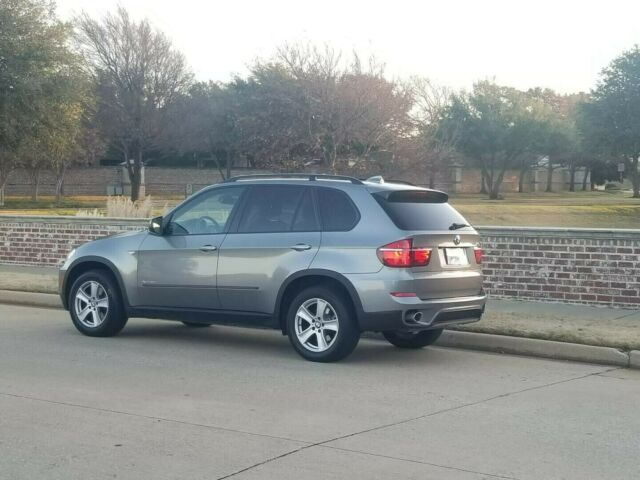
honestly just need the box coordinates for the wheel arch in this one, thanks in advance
[62,256,129,310]
[274,269,364,334]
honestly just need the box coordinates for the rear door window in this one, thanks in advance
[374,190,470,231]
[316,187,360,231]
[237,185,305,233]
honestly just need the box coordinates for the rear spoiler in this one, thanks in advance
[375,189,449,203]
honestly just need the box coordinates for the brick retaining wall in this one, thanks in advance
[0,216,638,308]
[480,227,640,307]
[0,216,146,266]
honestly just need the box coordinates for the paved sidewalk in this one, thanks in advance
[0,264,58,293]
[457,298,640,351]
[1,263,639,350]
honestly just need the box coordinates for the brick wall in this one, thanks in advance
[479,227,640,308]
[0,216,146,266]
[0,216,638,308]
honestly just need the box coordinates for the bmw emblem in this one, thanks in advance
[453,235,461,245]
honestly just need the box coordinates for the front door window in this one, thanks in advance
[168,187,245,235]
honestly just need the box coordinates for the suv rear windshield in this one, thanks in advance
[373,190,470,231]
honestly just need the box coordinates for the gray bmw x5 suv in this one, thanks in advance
[59,174,486,362]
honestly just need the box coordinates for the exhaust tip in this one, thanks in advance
[405,311,424,323]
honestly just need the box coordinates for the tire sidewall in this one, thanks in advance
[286,286,359,362]
[69,271,126,337]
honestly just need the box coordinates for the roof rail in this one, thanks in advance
[224,173,364,185]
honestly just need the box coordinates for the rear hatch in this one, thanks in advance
[373,189,483,300]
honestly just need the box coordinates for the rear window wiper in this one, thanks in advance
[449,223,470,230]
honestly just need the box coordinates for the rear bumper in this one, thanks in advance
[358,293,487,332]
[344,269,486,332]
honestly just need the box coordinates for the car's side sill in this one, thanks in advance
[126,306,278,329]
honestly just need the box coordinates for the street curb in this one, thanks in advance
[0,290,637,369]
[437,330,631,368]
[0,290,62,309]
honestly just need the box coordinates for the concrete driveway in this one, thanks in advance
[1,304,639,480]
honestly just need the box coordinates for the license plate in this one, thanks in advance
[444,248,468,266]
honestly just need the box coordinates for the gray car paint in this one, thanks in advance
[60,178,486,332]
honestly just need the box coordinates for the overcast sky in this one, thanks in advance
[55,0,640,93]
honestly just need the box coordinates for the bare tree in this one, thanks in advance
[76,7,192,200]
[271,43,411,173]
[409,78,460,188]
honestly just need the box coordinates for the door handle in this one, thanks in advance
[200,245,218,252]
[290,243,312,251]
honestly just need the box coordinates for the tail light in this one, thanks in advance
[474,247,482,264]
[377,239,431,268]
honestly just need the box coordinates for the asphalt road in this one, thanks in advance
[1,304,639,480]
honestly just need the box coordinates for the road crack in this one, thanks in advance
[215,367,619,479]
[0,391,309,446]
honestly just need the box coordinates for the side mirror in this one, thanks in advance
[149,216,164,235]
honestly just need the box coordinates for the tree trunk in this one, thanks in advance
[489,183,501,199]
[210,151,226,180]
[582,167,589,191]
[127,148,143,201]
[129,167,141,201]
[0,184,4,207]
[31,168,41,201]
[569,163,576,192]
[480,170,488,194]
[545,161,554,193]
[518,167,527,193]
[488,165,507,200]
[55,167,66,205]
[323,137,338,174]
[226,151,232,180]
[631,157,640,198]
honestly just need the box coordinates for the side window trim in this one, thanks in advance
[165,185,247,236]
[226,185,253,233]
[292,187,320,232]
[314,186,361,232]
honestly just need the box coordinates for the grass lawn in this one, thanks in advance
[1,191,639,228]
[451,190,640,228]
[0,196,175,217]
[0,196,105,216]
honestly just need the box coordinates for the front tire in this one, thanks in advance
[286,286,360,362]
[383,329,443,349]
[69,270,127,337]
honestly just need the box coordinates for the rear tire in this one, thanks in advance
[69,270,127,337]
[182,322,211,328]
[286,286,360,362]
[383,329,443,349]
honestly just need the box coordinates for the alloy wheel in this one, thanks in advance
[294,298,340,352]
[74,280,109,328]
